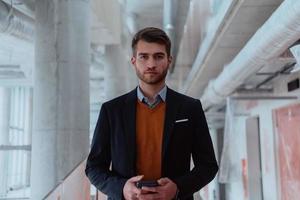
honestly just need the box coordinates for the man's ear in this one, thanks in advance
[131,56,136,65]
[168,56,173,64]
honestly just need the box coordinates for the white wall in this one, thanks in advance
[224,70,300,200]
[224,116,247,200]
[199,129,220,200]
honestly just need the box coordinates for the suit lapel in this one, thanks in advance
[162,88,180,159]
[122,88,137,175]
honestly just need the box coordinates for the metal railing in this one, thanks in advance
[43,159,91,200]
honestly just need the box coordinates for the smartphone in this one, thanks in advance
[136,180,159,188]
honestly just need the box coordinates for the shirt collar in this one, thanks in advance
[137,85,167,103]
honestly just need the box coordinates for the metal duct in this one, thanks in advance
[201,0,300,110]
[0,1,34,42]
[163,0,177,71]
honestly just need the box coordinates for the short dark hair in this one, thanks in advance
[131,27,171,56]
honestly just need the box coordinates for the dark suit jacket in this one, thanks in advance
[85,87,218,200]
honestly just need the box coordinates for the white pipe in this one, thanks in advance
[126,12,138,34]
[181,0,242,94]
[163,0,176,39]
[201,0,300,110]
[0,1,34,42]
[163,0,177,70]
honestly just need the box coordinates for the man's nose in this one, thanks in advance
[146,57,157,68]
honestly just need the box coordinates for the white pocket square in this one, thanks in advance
[175,118,189,123]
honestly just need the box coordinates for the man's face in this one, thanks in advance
[131,40,172,86]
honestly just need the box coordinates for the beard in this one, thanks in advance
[136,67,168,85]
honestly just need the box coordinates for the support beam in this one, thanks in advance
[0,145,31,151]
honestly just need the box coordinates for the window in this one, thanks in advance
[0,87,32,199]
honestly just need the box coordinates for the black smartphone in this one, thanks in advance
[136,180,159,188]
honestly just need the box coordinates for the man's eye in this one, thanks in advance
[138,55,148,60]
[154,55,164,60]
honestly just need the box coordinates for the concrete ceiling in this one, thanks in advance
[180,0,285,98]
[91,0,122,45]
[0,0,298,119]
[125,0,162,14]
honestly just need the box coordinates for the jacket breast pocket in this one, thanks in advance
[173,120,192,141]
[168,121,193,161]
[174,119,190,129]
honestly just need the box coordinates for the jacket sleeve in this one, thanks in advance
[85,103,127,199]
[172,99,218,199]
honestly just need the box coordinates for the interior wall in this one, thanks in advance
[273,103,300,200]
[224,70,300,200]
[224,116,248,200]
[199,129,220,200]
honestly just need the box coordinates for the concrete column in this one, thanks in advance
[31,0,90,199]
[103,45,137,100]
[0,87,10,197]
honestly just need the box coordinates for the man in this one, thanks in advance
[85,27,218,200]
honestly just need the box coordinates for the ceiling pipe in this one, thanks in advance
[163,0,178,72]
[0,1,34,42]
[1,0,35,19]
[125,12,138,35]
[181,0,243,94]
[201,0,300,110]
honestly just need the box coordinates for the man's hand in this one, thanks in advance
[138,177,178,200]
[123,175,144,200]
